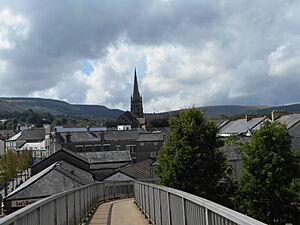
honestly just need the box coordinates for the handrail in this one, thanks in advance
[134,181,267,225]
[0,180,267,225]
[0,181,133,225]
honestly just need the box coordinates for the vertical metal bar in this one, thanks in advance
[65,195,69,225]
[182,198,186,225]
[159,190,162,225]
[205,208,209,225]
[54,199,57,225]
[38,206,42,225]
[152,186,156,224]
[167,192,171,225]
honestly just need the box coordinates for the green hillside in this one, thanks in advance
[1,97,300,120]
[0,97,123,119]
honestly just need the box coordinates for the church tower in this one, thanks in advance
[131,69,144,118]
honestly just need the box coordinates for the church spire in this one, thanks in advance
[133,68,140,99]
[131,68,144,118]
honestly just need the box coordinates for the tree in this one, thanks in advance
[237,121,300,224]
[18,150,32,179]
[156,108,231,204]
[0,150,19,196]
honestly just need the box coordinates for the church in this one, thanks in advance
[117,69,146,128]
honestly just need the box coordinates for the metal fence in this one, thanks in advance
[0,181,133,225]
[134,181,267,225]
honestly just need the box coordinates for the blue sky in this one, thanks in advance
[80,60,94,76]
[0,0,300,112]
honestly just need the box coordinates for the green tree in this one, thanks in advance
[0,149,19,196]
[157,108,231,204]
[18,150,31,179]
[238,121,300,224]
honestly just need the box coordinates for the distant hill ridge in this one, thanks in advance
[0,97,124,119]
[1,97,300,119]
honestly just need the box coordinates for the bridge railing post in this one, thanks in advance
[182,197,186,225]
[167,191,171,225]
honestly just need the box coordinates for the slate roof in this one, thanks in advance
[117,111,139,124]
[31,148,90,176]
[147,127,170,136]
[115,159,156,180]
[54,126,107,133]
[0,130,16,140]
[219,117,267,136]
[8,128,45,141]
[104,130,140,140]
[59,132,100,142]
[90,162,130,170]
[6,160,94,200]
[275,113,300,129]
[137,132,164,142]
[78,150,131,163]
[19,140,46,151]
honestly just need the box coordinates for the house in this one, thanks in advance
[4,160,94,213]
[0,130,17,156]
[31,148,90,176]
[104,159,157,182]
[219,115,269,137]
[5,128,45,152]
[48,126,164,163]
[274,113,300,150]
[81,150,132,181]
[18,140,47,165]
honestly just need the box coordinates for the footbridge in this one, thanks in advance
[0,181,266,225]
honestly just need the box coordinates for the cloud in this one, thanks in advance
[0,7,29,49]
[0,0,300,112]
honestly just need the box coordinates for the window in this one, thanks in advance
[154,142,158,146]
[85,145,92,152]
[140,142,144,146]
[116,145,121,151]
[76,145,83,152]
[104,144,110,151]
[150,152,156,158]
[126,145,136,153]
[94,145,101,151]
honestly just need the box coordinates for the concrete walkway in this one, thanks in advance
[88,198,148,225]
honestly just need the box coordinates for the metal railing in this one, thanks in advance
[0,181,133,225]
[134,181,267,225]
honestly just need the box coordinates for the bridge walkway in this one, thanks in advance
[88,198,148,225]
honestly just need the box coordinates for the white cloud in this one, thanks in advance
[0,7,29,49]
[1,0,300,112]
[268,41,300,77]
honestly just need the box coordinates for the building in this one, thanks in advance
[219,115,269,137]
[5,128,45,152]
[4,160,94,213]
[31,148,90,176]
[104,159,157,182]
[48,127,164,163]
[117,69,146,128]
[0,130,17,156]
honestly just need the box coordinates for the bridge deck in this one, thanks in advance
[88,198,148,225]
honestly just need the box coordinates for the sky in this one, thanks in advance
[0,0,300,112]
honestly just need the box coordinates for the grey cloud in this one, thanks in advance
[0,0,300,110]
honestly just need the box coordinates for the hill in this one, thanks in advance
[1,97,300,120]
[0,98,123,119]
[151,105,269,118]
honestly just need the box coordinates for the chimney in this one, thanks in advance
[66,132,71,143]
[271,110,287,121]
[245,115,255,122]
